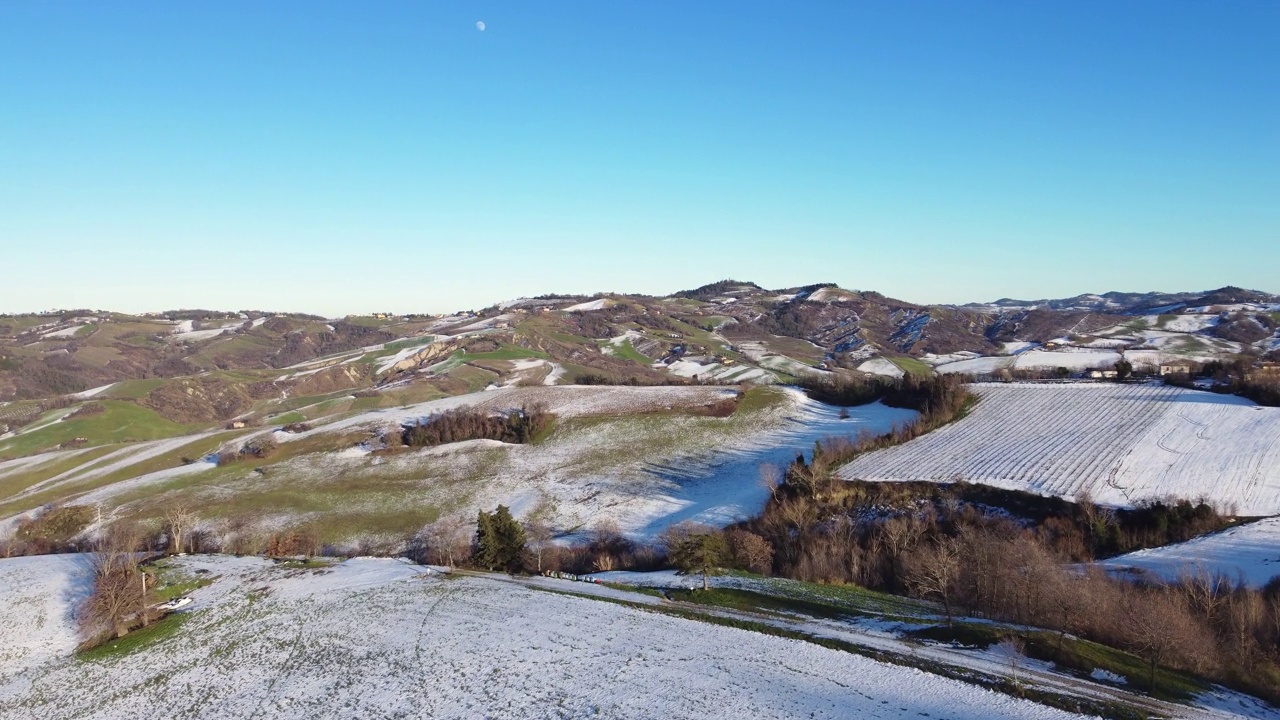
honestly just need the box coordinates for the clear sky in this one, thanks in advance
[1,2,1276,316]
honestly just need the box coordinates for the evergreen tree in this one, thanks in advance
[474,505,526,572]
[668,527,726,590]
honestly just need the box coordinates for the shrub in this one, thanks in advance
[67,402,106,419]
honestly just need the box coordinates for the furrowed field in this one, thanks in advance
[840,383,1280,515]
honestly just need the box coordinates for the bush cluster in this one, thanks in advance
[402,403,551,447]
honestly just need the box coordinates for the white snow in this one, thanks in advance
[232,387,915,541]
[563,298,610,312]
[71,461,215,508]
[858,357,906,378]
[373,336,442,374]
[1091,668,1127,684]
[449,313,515,333]
[1100,516,1280,589]
[607,329,643,347]
[72,383,116,399]
[169,327,233,342]
[40,324,87,339]
[1012,350,1122,372]
[736,341,826,379]
[999,342,1040,355]
[921,351,982,366]
[0,555,91,689]
[6,433,220,506]
[936,356,1015,375]
[807,287,857,303]
[664,358,771,383]
[289,385,745,438]
[1162,314,1221,333]
[841,383,1280,515]
[0,555,1102,720]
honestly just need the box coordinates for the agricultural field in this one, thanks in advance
[840,383,1280,516]
[3,554,1262,720]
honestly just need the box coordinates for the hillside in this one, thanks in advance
[2,283,1275,438]
[0,385,916,551]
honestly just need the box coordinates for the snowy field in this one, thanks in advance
[0,555,1133,720]
[857,357,906,378]
[1100,517,1280,588]
[1012,349,1122,372]
[936,356,1015,375]
[931,349,1120,375]
[0,555,90,688]
[840,383,1280,515]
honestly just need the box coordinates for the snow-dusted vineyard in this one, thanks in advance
[840,383,1280,515]
[0,556,1096,720]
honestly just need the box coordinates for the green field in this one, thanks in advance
[607,340,651,364]
[888,356,933,377]
[104,379,168,400]
[462,344,549,362]
[0,401,202,457]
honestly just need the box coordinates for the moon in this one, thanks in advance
[476,21,485,31]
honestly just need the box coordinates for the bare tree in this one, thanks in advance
[80,524,153,641]
[1176,566,1231,621]
[1124,587,1213,693]
[879,515,927,590]
[383,425,404,451]
[995,636,1026,690]
[164,504,197,555]
[525,518,554,573]
[904,536,961,624]
[424,515,469,568]
[726,529,773,575]
[757,462,781,502]
[522,495,557,573]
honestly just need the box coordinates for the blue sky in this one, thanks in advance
[1,2,1276,315]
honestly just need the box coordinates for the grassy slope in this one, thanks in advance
[889,356,933,377]
[606,340,651,364]
[0,401,203,458]
[0,432,240,518]
[6,385,790,547]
